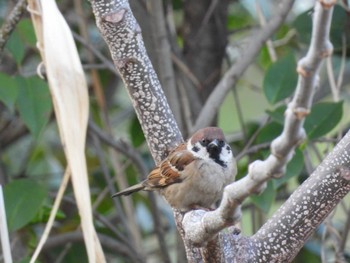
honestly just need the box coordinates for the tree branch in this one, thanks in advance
[88,120,148,176]
[0,0,27,53]
[192,0,295,132]
[43,231,144,263]
[89,0,183,164]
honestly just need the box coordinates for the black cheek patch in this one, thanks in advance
[192,146,200,152]
[226,146,231,152]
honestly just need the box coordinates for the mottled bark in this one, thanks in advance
[89,0,183,163]
[0,0,27,53]
[252,134,350,261]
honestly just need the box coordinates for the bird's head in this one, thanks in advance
[187,127,233,167]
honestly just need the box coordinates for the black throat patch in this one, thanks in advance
[209,151,227,168]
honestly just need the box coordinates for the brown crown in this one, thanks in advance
[190,127,225,144]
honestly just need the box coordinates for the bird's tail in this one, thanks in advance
[112,183,145,197]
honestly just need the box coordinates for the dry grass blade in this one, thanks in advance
[29,168,70,263]
[27,0,106,262]
[0,185,13,263]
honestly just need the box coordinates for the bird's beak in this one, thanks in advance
[207,139,220,155]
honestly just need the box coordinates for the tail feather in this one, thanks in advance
[112,183,145,197]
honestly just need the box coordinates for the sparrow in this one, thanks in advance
[112,127,237,211]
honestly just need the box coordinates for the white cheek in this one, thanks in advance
[221,146,234,164]
[187,141,210,160]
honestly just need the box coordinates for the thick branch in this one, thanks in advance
[89,0,183,163]
[192,0,295,132]
[252,130,350,262]
[183,0,336,253]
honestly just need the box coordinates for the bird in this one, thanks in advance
[112,127,237,211]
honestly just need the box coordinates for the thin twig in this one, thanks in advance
[340,205,350,252]
[193,0,220,41]
[44,231,144,262]
[90,132,146,258]
[193,0,295,132]
[88,120,148,176]
[236,117,270,161]
[0,0,27,53]
[336,35,347,90]
[72,32,119,76]
[232,81,247,141]
[256,1,277,62]
[171,53,202,90]
[327,56,339,101]
[147,193,172,263]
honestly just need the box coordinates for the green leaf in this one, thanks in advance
[304,101,343,139]
[263,53,297,104]
[256,122,283,144]
[293,5,348,52]
[4,179,47,231]
[274,148,304,189]
[16,77,52,140]
[293,9,313,45]
[227,2,253,31]
[0,73,18,111]
[130,116,145,147]
[17,19,36,47]
[266,105,286,125]
[250,181,276,214]
[329,5,348,52]
[6,30,25,65]
[31,204,65,224]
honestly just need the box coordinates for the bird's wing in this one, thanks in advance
[145,149,196,188]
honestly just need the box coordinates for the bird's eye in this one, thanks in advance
[201,139,209,146]
[218,140,225,147]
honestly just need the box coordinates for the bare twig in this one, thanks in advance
[336,35,347,89]
[0,0,27,53]
[256,1,277,62]
[90,133,133,232]
[88,121,148,176]
[43,231,144,262]
[339,204,350,253]
[72,32,119,76]
[192,0,295,132]
[147,193,172,263]
[171,53,201,90]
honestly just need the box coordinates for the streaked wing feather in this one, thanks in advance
[145,149,196,188]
